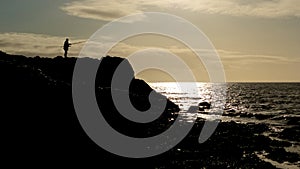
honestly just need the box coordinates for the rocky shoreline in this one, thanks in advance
[1,51,299,168]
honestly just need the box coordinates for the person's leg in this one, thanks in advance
[64,50,68,58]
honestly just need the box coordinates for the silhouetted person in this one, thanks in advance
[63,38,72,58]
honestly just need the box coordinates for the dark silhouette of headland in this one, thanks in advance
[1,51,298,168]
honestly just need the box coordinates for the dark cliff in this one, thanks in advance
[0,51,179,166]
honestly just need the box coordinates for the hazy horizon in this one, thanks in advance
[1,0,299,82]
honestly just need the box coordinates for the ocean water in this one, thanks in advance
[150,82,300,167]
[150,82,300,124]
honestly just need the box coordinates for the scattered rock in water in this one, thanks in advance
[223,109,240,117]
[239,111,254,118]
[226,108,236,113]
[266,148,300,163]
[279,127,300,142]
[254,113,276,120]
[198,101,211,111]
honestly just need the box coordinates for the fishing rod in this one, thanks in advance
[59,40,86,48]
[70,40,86,45]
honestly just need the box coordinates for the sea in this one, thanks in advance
[149,82,300,168]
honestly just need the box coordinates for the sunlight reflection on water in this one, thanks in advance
[150,82,300,125]
[150,82,226,121]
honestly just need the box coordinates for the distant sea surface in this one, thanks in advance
[150,82,300,121]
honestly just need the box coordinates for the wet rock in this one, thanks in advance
[198,101,211,111]
[286,116,300,125]
[266,148,299,163]
[279,127,300,142]
[240,112,254,118]
[223,109,240,117]
[254,113,275,120]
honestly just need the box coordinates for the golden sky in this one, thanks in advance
[0,0,299,82]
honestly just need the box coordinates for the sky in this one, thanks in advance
[0,0,300,82]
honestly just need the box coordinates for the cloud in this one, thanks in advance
[217,49,299,64]
[1,32,298,81]
[0,32,144,58]
[177,0,300,18]
[162,46,298,64]
[61,0,146,22]
[61,0,300,21]
[0,32,86,57]
[1,32,297,65]
[108,43,300,79]
[1,32,298,68]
